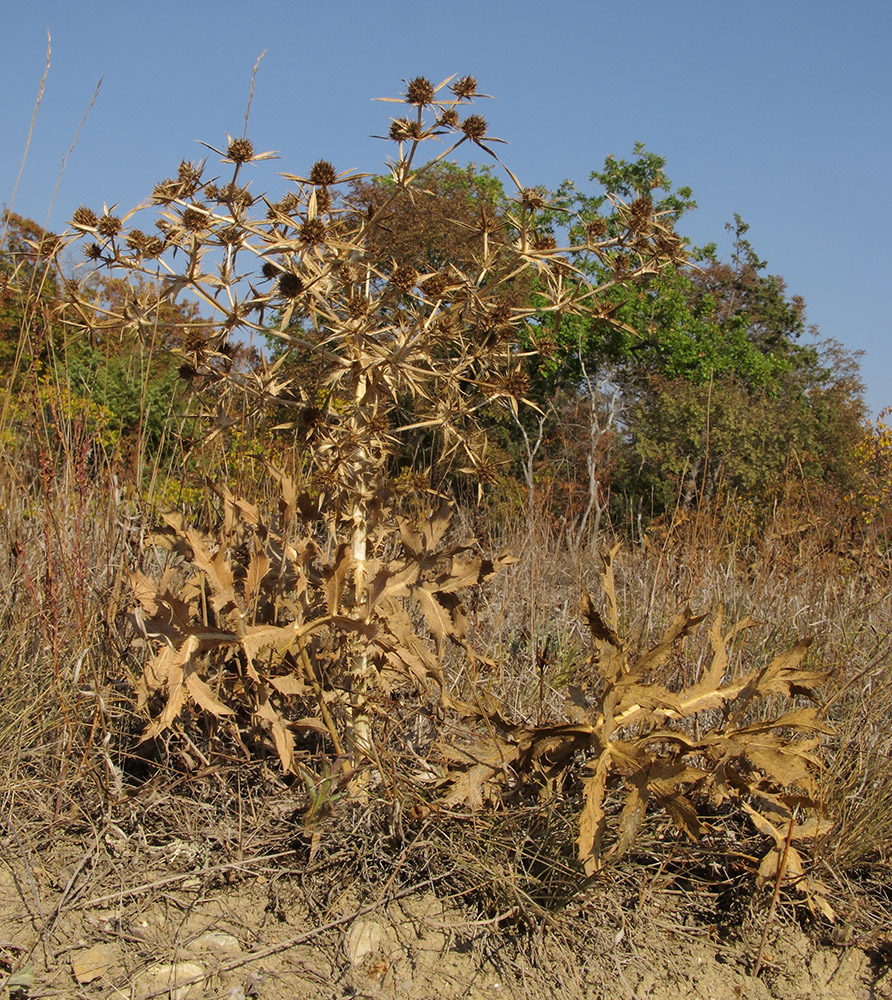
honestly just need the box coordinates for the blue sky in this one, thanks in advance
[2,0,890,415]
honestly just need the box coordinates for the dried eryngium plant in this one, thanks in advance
[68,75,681,766]
[439,545,834,916]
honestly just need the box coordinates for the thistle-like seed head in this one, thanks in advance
[299,218,327,245]
[71,206,98,229]
[532,233,557,252]
[152,178,181,204]
[218,225,241,245]
[278,272,304,298]
[388,118,419,142]
[182,206,211,232]
[83,242,104,261]
[422,272,450,299]
[125,229,147,252]
[437,109,460,130]
[309,159,337,185]
[629,195,653,233]
[227,137,255,163]
[586,217,608,241]
[521,188,547,212]
[461,115,488,141]
[405,76,435,106]
[177,160,202,195]
[451,75,478,99]
[261,261,280,280]
[391,264,418,292]
[345,293,368,318]
[142,236,164,259]
[97,214,122,237]
[314,188,332,214]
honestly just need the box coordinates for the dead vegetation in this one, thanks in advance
[1,68,891,1000]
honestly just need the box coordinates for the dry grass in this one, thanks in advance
[1,67,891,1000]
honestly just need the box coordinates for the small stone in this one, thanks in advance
[188,931,241,957]
[135,961,205,1000]
[72,942,118,984]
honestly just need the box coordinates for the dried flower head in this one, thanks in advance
[388,118,420,142]
[204,183,220,201]
[71,206,98,229]
[345,294,368,318]
[532,233,557,252]
[97,214,123,237]
[142,236,164,259]
[475,460,500,485]
[227,137,255,163]
[152,178,181,204]
[405,76,435,106]
[218,182,254,210]
[278,272,304,298]
[498,370,531,398]
[391,264,418,292]
[183,329,207,354]
[309,160,338,186]
[177,363,198,382]
[520,188,547,212]
[299,218,327,245]
[461,115,488,141]
[451,75,478,99]
[586,217,608,241]
[629,195,653,233]
[422,272,450,299]
[218,225,242,245]
[436,109,460,130]
[261,261,280,280]
[125,229,147,252]
[82,242,104,261]
[177,160,203,195]
[314,188,332,214]
[182,206,211,232]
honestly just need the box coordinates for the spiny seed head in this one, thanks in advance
[476,460,500,485]
[532,233,557,252]
[261,261,280,280]
[345,293,368,318]
[498,371,531,397]
[218,225,242,245]
[314,187,332,214]
[71,206,98,229]
[125,229,147,251]
[183,329,207,354]
[423,272,450,299]
[278,272,304,298]
[391,264,418,291]
[334,259,359,285]
[176,160,202,196]
[309,159,337,185]
[437,109,460,129]
[152,178,181,204]
[521,188,547,212]
[83,242,104,261]
[586,217,608,241]
[389,117,418,142]
[182,206,210,232]
[204,183,220,201]
[299,218,326,245]
[97,214,122,237]
[451,75,478,99]
[405,76,435,106]
[218,182,254,209]
[142,236,164,259]
[629,195,653,232]
[227,137,254,163]
[461,115,488,141]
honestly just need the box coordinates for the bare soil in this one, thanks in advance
[2,823,890,1000]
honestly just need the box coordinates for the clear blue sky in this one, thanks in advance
[2,0,890,415]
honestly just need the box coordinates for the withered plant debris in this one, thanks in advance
[437,545,835,918]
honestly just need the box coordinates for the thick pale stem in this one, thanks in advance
[347,370,374,764]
